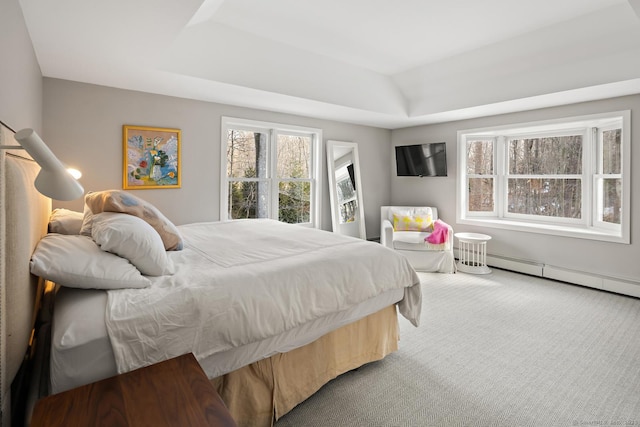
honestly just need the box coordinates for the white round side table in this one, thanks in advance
[455,232,492,274]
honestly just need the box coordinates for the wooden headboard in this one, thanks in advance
[0,123,51,426]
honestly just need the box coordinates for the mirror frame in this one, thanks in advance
[326,140,366,239]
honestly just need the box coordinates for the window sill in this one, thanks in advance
[457,217,628,244]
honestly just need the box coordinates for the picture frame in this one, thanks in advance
[123,125,181,189]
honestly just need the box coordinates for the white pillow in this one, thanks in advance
[49,208,84,234]
[30,234,150,290]
[79,190,183,251]
[91,212,175,276]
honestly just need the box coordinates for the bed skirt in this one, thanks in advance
[210,304,400,427]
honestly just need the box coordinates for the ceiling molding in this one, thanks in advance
[20,0,640,129]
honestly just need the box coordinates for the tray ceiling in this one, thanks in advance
[19,0,640,128]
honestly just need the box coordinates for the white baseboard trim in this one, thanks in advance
[542,266,602,289]
[478,252,640,299]
[543,266,640,298]
[486,254,543,276]
[603,277,640,298]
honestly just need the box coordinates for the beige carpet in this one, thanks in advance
[275,269,640,427]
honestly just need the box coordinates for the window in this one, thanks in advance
[457,111,630,243]
[221,117,322,227]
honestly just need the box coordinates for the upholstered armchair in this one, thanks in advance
[380,206,455,273]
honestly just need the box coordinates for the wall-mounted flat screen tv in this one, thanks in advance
[395,142,447,177]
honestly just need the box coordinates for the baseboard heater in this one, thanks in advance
[483,253,640,299]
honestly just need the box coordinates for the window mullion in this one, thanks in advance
[496,136,505,219]
[584,127,596,227]
[307,133,317,226]
[312,134,320,226]
[270,129,279,220]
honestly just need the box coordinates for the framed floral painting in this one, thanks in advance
[123,125,181,189]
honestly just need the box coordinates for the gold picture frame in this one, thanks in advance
[123,125,181,189]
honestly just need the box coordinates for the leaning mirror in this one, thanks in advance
[327,140,366,239]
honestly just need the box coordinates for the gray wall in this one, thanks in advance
[0,0,42,132]
[391,95,640,282]
[43,78,391,238]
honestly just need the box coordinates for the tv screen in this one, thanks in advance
[395,142,447,177]
[347,163,356,190]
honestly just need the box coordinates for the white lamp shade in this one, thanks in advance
[33,168,85,201]
[14,128,84,201]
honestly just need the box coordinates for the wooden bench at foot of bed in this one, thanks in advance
[210,304,399,427]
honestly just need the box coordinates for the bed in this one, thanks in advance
[1,127,421,427]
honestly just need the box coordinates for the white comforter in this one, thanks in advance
[105,219,421,374]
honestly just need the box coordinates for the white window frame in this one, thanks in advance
[502,127,587,226]
[593,123,623,233]
[464,136,497,218]
[220,117,322,228]
[457,111,630,244]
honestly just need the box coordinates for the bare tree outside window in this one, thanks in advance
[507,135,582,219]
[226,129,313,224]
[277,135,312,224]
[227,130,268,219]
[599,128,622,224]
[467,139,494,212]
